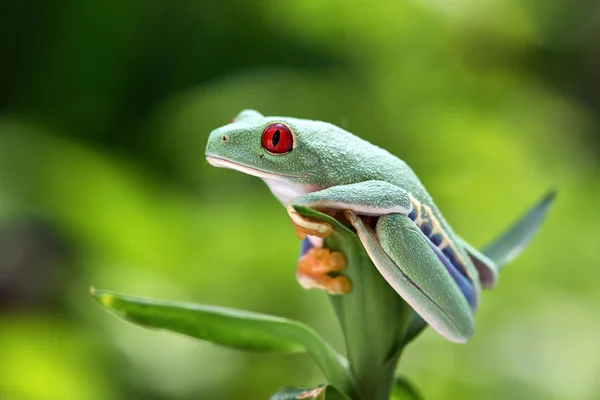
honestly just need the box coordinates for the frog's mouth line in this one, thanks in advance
[205,155,304,181]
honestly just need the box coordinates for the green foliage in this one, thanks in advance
[90,289,354,395]
[483,190,558,269]
[390,377,423,400]
[92,196,556,398]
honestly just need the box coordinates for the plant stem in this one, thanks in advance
[325,225,411,400]
[295,207,414,399]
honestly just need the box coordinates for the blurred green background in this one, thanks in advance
[1,0,599,399]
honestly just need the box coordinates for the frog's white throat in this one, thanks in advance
[262,178,319,207]
[262,178,325,249]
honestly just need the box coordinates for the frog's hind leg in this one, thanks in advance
[345,210,474,343]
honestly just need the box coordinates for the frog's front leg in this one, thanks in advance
[287,180,413,236]
[288,180,413,294]
[287,205,334,239]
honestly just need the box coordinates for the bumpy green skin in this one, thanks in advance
[206,110,484,342]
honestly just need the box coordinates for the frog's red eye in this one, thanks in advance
[261,123,294,154]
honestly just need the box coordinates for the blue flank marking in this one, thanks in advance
[299,237,314,258]
[430,233,443,246]
[429,242,476,309]
[442,247,468,278]
[421,222,432,237]
[408,209,417,221]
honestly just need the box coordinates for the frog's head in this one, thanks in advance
[206,109,330,185]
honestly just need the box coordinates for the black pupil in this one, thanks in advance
[272,129,280,147]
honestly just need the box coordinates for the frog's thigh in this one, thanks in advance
[346,211,474,343]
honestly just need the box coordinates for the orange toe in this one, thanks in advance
[296,247,351,295]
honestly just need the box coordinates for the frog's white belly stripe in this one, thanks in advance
[307,236,323,248]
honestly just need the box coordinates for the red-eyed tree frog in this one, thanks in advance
[205,109,554,343]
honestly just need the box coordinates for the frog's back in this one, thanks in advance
[310,122,431,202]
[299,119,458,231]
[316,122,480,291]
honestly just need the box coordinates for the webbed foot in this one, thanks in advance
[296,247,351,295]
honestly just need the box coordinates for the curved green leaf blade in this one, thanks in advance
[400,311,427,347]
[391,377,423,400]
[483,190,557,269]
[91,289,354,393]
[270,385,351,400]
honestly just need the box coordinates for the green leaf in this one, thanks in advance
[400,311,427,347]
[483,190,557,269]
[390,377,423,400]
[91,289,354,394]
[270,385,351,400]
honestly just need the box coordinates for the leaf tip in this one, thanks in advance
[90,288,115,308]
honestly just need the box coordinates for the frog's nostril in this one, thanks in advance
[221,135,230,142]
